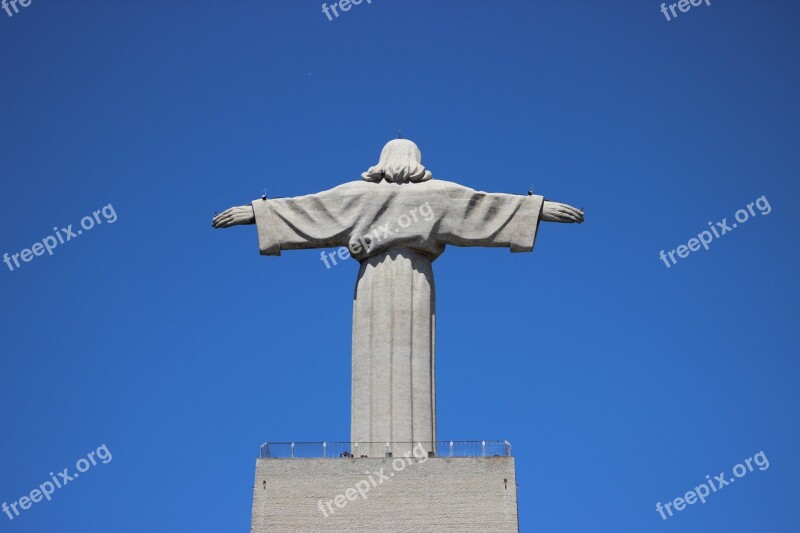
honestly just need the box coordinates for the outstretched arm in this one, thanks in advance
[435,182,584,253]
[540,201,584,223]
[211,184,358,255]
[212,205,255,228]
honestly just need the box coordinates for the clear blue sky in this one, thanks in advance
[1,1,798,531]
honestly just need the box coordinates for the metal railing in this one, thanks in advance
[258,440,512,459]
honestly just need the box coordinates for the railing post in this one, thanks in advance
[449,441,454,457]
[482,440,486,457]
[323,441,327,459]
[291,442,295,459]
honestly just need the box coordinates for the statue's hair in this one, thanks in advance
[362,139,433,184]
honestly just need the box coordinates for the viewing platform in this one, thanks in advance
[258,440,513,459]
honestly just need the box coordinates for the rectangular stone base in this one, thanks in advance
[251,456,518,532]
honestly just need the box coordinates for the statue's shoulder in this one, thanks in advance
[422,179,473,199]
[333,180,373,192]
[427,179,460,189]
[330,180,466,197]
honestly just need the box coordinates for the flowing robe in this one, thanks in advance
[252,180,544,457]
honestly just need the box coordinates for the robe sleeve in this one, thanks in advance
[251,185,356,256]
[436,182,545,253]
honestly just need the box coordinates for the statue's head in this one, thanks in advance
[362,139,433,184]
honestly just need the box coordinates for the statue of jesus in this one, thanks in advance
[212,139,583,457]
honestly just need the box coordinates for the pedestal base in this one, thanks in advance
[251,456,519,532]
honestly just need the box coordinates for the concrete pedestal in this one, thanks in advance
[251,456,519,532]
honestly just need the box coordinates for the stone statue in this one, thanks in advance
[212,139,583,457]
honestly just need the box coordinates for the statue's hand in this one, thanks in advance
[540,201,584,223]
[212,205,256,228]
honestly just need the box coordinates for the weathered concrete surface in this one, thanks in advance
[351,247,437,459]
[251,456,519,533]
